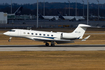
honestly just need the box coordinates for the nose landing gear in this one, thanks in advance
[8,37,12,42]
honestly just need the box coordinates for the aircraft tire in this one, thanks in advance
[51,44,55,46]
[45,43,49,46]
[8,39,11,42]
[51,42,55,46]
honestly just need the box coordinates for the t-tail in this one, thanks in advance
[15,6,23,15]
[72,24,91,39]
[60,24,91,40]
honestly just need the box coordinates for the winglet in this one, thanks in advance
[82,35,91,41]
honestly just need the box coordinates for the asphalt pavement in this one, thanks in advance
[0,45,105,51]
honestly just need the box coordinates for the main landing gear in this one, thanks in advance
[51,42,55,46]
[45,42,55,46]
[45,43,49,46]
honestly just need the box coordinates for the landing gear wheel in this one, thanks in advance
[51,42,55,46]
[8,37,12,42]
[8,39,11,42]
[45,43,49,46]
[51,44,55,46]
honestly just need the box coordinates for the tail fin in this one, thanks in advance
[39,15,44,19]
[15,6,23,15]
[72,24,91,39]
[59,15,65,20]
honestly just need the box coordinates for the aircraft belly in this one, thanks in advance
[33,36,55,42]
[33,36,74,44]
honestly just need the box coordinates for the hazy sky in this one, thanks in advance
[0,0,105,4]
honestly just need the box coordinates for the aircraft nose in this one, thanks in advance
[3,32,9,36]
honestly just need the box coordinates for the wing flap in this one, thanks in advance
[34,38,74,44]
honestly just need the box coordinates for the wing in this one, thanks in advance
[26,36,74,44]
[34,38,74,44]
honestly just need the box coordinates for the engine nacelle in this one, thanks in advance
[61,33,78,39]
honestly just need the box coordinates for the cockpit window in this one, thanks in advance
[9,30,15,32]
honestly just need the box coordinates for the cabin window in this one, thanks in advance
[43,34,45,36]
[28,32,30,34]
[47,34,49,36]
[51,35,53,37]
[31,33,33,35]
[39,34,41,36]
[35,33,37,35]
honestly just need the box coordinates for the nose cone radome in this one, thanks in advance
[3,32,9,36]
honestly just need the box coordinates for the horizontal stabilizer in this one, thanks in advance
[82,35,91,41]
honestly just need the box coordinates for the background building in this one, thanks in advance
[0,12,7,24]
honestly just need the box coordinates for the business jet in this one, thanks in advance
[59,15,75,21]
[8,6,23,16]
[3,24,91,46]
[39,15,59,21]
[59,15,85,21]
[74,16,85,21]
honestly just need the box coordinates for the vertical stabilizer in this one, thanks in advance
[72,24,91,39]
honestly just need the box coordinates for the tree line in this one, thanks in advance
[0,2,105,16]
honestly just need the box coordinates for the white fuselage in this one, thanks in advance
[4,29,78,41]
[3,24,91,45]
